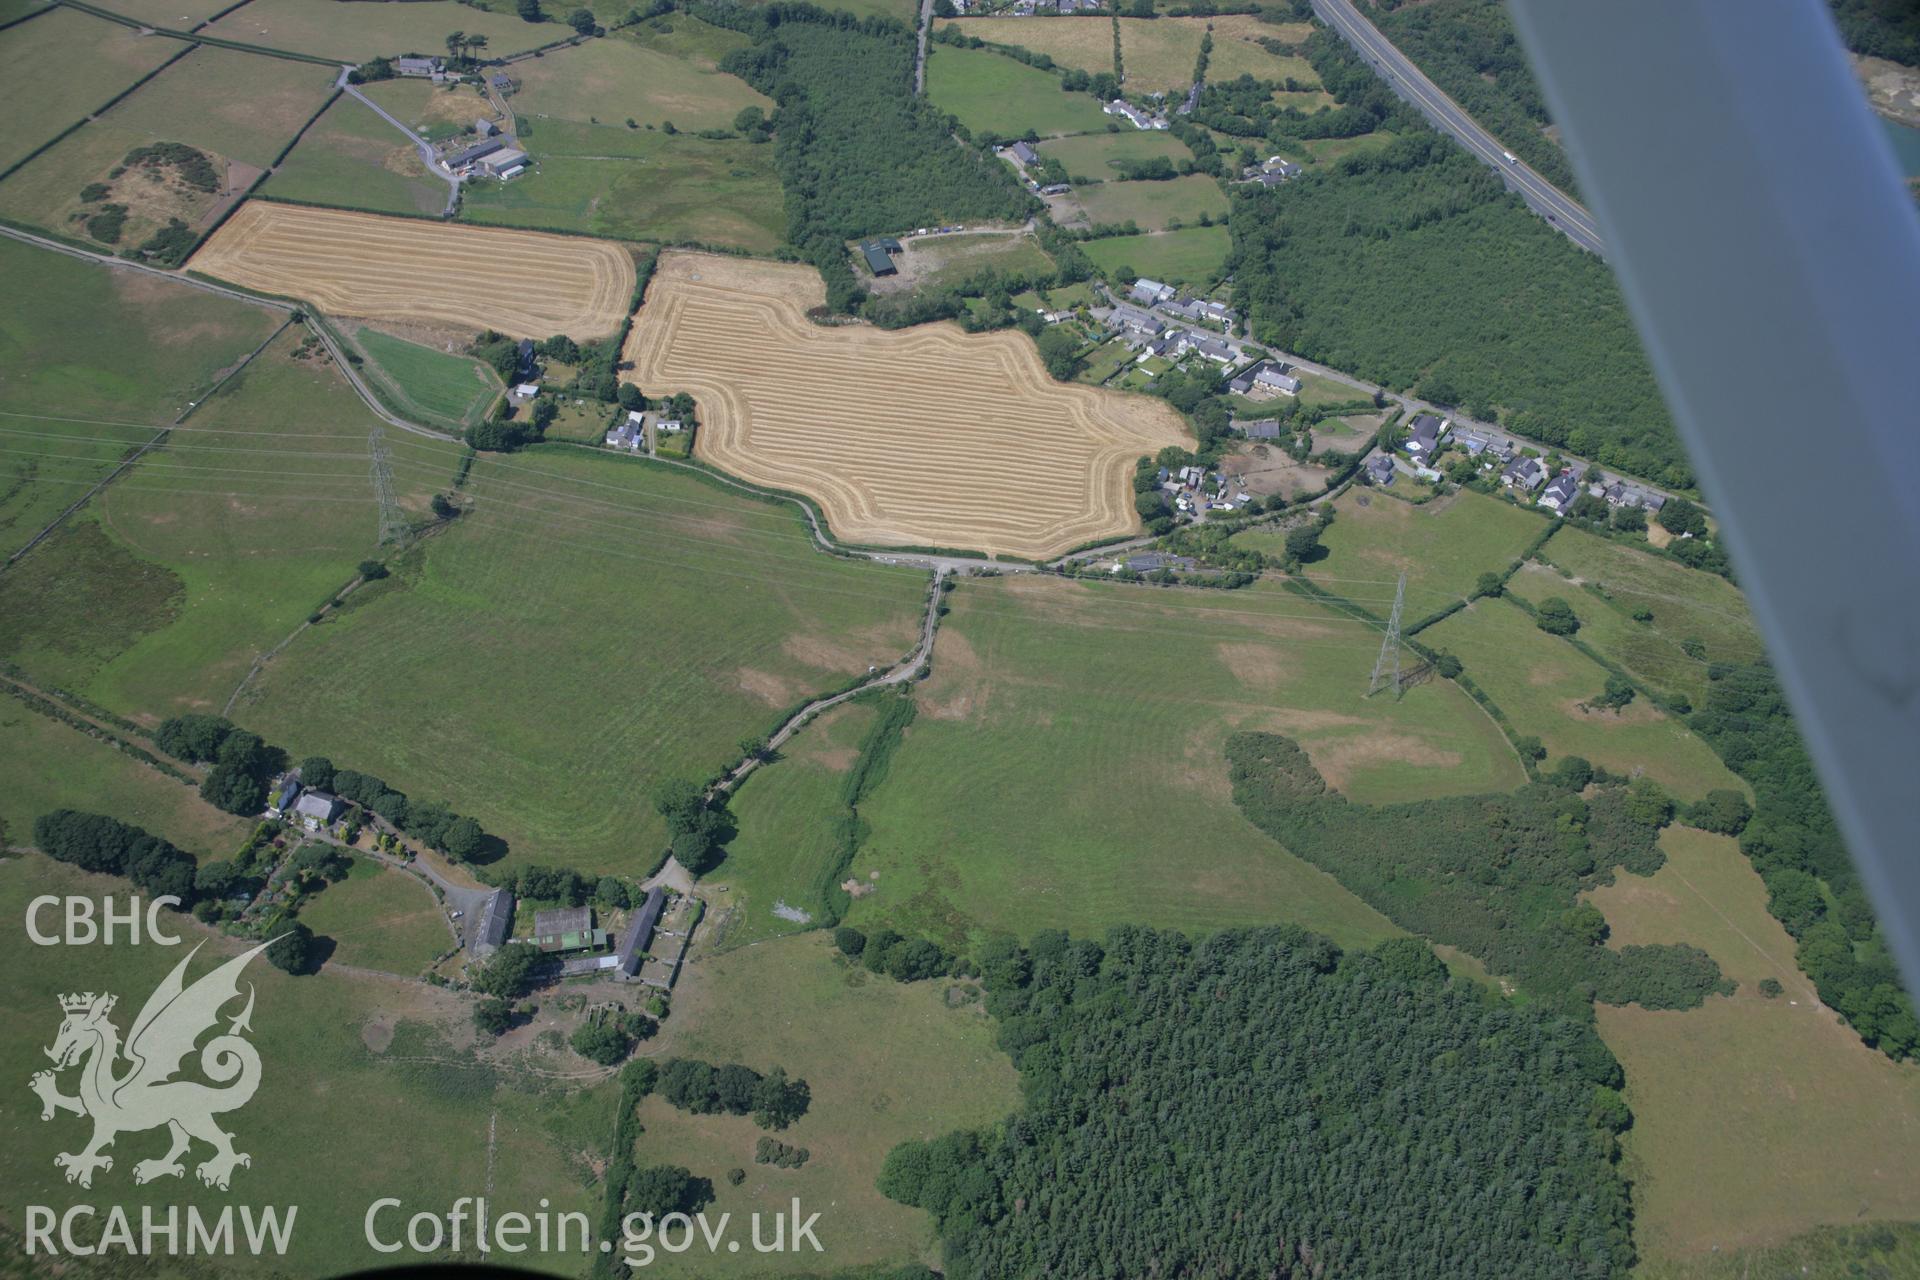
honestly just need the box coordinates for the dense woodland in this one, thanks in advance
[1369,0,1580,194]
[881,926,1637,1279]
[705,3,1036,310]
[1829,0,1920,64]
[1691,663,1917,1057]
[1227,732,1730,1019]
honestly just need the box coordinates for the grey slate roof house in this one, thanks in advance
[617,887,666,977]
[1404,413,1449,459]
[1129,278,1174,306]
[1125,552,1198,573]
[1108,304,1164,337]
[1009,140,1039,165]
[292,790,340,827]
[1502,456,1547,490]
[1537,472,1581,513]
[394,57,442,77]
[474,888,514,953]
[1366,455,1397,486]
[1241,419,1282,440]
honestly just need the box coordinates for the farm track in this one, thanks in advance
[190,203,635,340]
[625,252,1186,560]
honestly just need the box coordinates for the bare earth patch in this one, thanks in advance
[623,252,1187,558]
[1311,732,1461,792]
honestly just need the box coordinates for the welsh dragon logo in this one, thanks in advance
[30,940,272,1191]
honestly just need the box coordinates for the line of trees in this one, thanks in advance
[656,1057,811,1130]
[1226,731,1731,1019]
[881,924,1639,1277]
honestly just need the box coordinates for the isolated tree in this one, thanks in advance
[1433,652,1463,679]
[571,1016,633,1065]
[266,920,316,975]
[626,1165,709,1219]
[474,996,514,1035]
[1688,788,1752,835]
[1282,524,1322,567]
[431,493,458,520]
[357,559,388,581]
[516,0,543,20]
[156,713,234,763]
[1534,597,1580,636]
[566,7,595,34]
[1759,977,1784,999]
[833,926,867,958]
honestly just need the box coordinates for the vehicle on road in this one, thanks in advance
[1502,150,1518,165]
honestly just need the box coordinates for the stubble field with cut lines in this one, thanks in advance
[623,252,1187,558]
[189,202,636,339]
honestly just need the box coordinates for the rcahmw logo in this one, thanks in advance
[24,938,299,1258]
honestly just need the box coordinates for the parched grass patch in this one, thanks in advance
[97,45,339,168]
[0,701,251,858]
[1588,828,1920,1262]
[642,932,1019,1277]
[898,231,1054,288]
[1037,128,1193,182]
[512,33,770,131]
[262,92,450,217]
[927,44,1112,139]
[0,855,604,1278]
[1070,172,1228,230]
[1297,489,1545,612]
[1424,598,1745,801]
[0,120,234,250]
[935,15,1116,78]
[203,0,552,61]
[0,7,179,175]
[297,855,454,976]
[0,237,282,557]
[845,574,1523,950]
[460,120,785,252]
[238,446,927,875]
[1079,223,1229,282]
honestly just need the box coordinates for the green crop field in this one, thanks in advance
[0,7,179,175]
[0,699,251,858]
[1262,489,1544,613]
[843,574,1524,950]
[342,323,502,431]
[1425,598,1744,800]
[0,238,282,557]
[511,35,770,132]
[97,45,338,168]
[1532,523,1767,702]
[710,698,878,952]
[927,44,1112,139]
[460,120,783,251]
[0,855,606,1278]
[1080,224,1229,282]
[1070,172,1228,230]
[295,855,454,976]
[236,448,927,876]
[1587,828,1920,1264]
[203,0,550,61]
[1038,129,1194,182]
[262,94,449,217]
[641,932,1019,1276]
[0,327,455,723]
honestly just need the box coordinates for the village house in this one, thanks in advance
[1366,455,1397,486]
[292,790,340,832]
[1108,304,1165,338]
[394,56,443,78]
[267,775,301,817]
[1241,419,1283,440]
[1105,99,1166,130]
[1403,413,1450,463]
[1007,140,1039,165]
[606,414,644,451]
[1502,456,1547,490]
[1537,471,1581,514]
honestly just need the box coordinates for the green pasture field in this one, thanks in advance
[295,855,454,976]
[640,932,1020,1277]
[1302,131,1399,163]
[1290,488,1544,611]
[262,93,448,217]
[845,574,1524,950]
[0,854,607,1279]
[343,323,502,431]
[803,0,918,21]
[0,0,49,24]
[1038,129,1193,182]
[934,16,1115,78]
[236,447,928,876]
[361,76,498,144]
[1424,598,1745,801]
[927,44,1112,139]
[1533,523,1766,698]
[0,119,231,250]
[537,396,617,444]
[0,699,251,858]
[620,12,752,66]
[1503,561,1720,709]
[0,7,179,175]
[905,231,1054,288]
[85,0,237,21]
[1194,16,1319,85]
[1070,172,1228,230]
[1021,279,1098,311]
[0,328,455,723]
[460,119,784,251]
[1080,224,1229,282]
[0,238,282,557]
[203,0,551,61]
[97,44,338,168]
[707,698,878,951]
[1587,828,1920,1264]
[512,33,770,132]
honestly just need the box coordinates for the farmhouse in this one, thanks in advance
[395,56,443,78]
[534,906,600,953]
[488,73,515,94]
[1404,413,1449,461]
[606,415,643,451]
[1105,100,1165,130]
[473,888,514,954]
[1366,454,1397,486]
[292,790,340,830]
[1502,456,1547,490]
[1008,140,1039,165]
[616,886,666,978]
[1537,472,1581,514]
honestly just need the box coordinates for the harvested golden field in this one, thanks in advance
[623,252,1187,558]
[189,202,635,339]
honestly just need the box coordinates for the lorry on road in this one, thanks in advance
[1502,150,1518,164]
